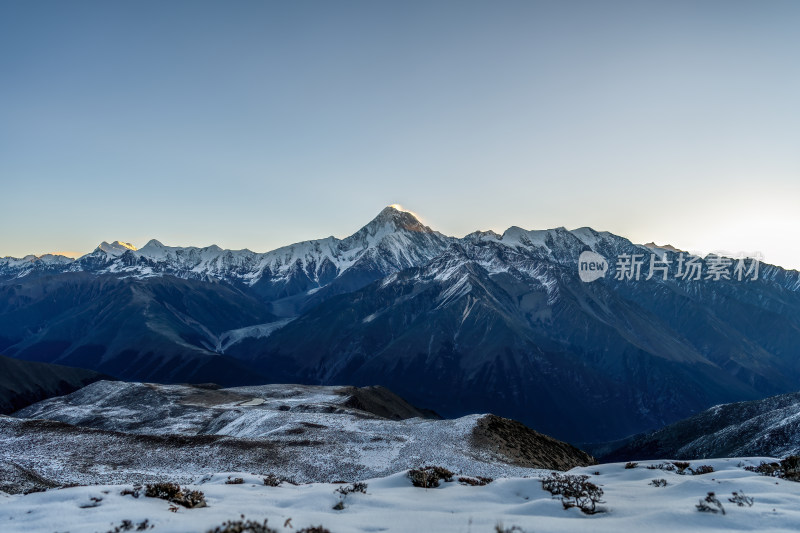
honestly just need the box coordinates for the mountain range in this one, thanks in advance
[597,389,800,461]
[2,206,799,442]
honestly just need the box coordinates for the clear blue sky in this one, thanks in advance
[2,1,799,269]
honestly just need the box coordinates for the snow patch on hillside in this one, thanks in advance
[216,319,294,352]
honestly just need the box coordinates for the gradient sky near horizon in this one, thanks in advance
[2,1,799,269]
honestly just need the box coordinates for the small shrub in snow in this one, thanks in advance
[79,496,103,508]
[650,479,668,487]
[225,477,245,485]
[263,475,281,487]
[728,491,754,507]
[335,482,367,496]
[495,525,526,533]
[120,485,142,498]
[262,474,297,487]
[206,518,276,533]
[624,462,638,469]
[744,461,780,476]
[458,476,493,486]
[780,455,800,481]
[144,482,206,508]
[541,472,605,514]
[647,463,676,472]
[408,466,454,488]
[742,456,800,482]
[106,520,133,533]
[333,482,368,510]
[672,461,690,474]
[696,492,725,515]
[691,465,714,475]
[105,520,153,532]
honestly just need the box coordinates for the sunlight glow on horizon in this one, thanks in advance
[49,251,81,259]
[12,203,798,274]
[1,2,798,270]
[388,203,427,226]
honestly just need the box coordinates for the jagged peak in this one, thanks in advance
[464,230,502,242]
[570,226,600,237]
[501,226,606,245]
[37,253,75,263]
[643,242,683,254]
[501,226,528,240]
[0,253,74,263]
[500,226,563,244]
[96,240,138,256]
[141,239,165,249]
[353,205,433,239]
[377,204,426,227]
[385,204,414,215]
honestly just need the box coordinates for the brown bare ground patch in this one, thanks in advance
[471,414,595,470]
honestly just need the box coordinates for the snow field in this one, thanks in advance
[2,459,800,533]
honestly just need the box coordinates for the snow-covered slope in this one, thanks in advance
[1,459,799,532]
[3,381,592,493]
[215,318,295,352]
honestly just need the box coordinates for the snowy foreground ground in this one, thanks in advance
[2,458,800,533]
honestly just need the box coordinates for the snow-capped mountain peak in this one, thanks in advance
[354,205,434,238]
[463,230,502,242]
[96,240,137,256]
[25,207,450,300]
[37,254,75,264]
[139,239,166,250]
[332,206,453,275]
[643,241,684,254]
[4,207,797,304]
[248,207,452,293]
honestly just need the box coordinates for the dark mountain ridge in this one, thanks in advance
[2,206,799,442]
[0,354,103,414]
[596,390,800,461]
